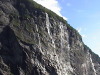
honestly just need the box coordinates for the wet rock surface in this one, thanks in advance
[0,0,100,75]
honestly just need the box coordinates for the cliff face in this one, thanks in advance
[0,0,100,75]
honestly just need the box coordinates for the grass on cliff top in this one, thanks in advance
[18,0,66,23]
[17,0,79,35]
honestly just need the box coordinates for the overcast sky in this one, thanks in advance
[33,0,100,56]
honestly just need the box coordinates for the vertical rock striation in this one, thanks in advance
[0,0,100,75]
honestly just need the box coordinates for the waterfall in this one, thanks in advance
[46,13,51,36]
[46,13,55,49]
[59,22,73,74]
[82,53,89,75]
[35,24,42,51]
[82,63,88,75]
[38,34,41,51]
[59,22,70,59]
[59,22,64,49]
[89,53,97,75]
[86,51,97,75]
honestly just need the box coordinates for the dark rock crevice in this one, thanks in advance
[0,26,27,75]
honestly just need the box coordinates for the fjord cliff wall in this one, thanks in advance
[0,0,100,75]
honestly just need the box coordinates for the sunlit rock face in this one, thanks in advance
[0,0,100,75]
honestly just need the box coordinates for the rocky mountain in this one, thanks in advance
[0,0,100,75]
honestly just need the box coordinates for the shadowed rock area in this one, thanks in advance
[0,0,100,75]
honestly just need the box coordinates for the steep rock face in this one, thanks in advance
[0,0,100,75]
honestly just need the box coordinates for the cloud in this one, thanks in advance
[33,0,67,20]
[82,34,87,38]
[77,27,87,38]
[77,28,82,33]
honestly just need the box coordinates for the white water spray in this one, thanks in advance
[46,13,55,49]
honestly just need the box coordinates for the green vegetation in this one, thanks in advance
[15,0,81,44]
[25,22,33,32]
[11,19,20,27]
[21,0,79,34]
[10,73,14,75]
[9,11,20,27]
[18,0,66,23]
[16,0,78,32]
